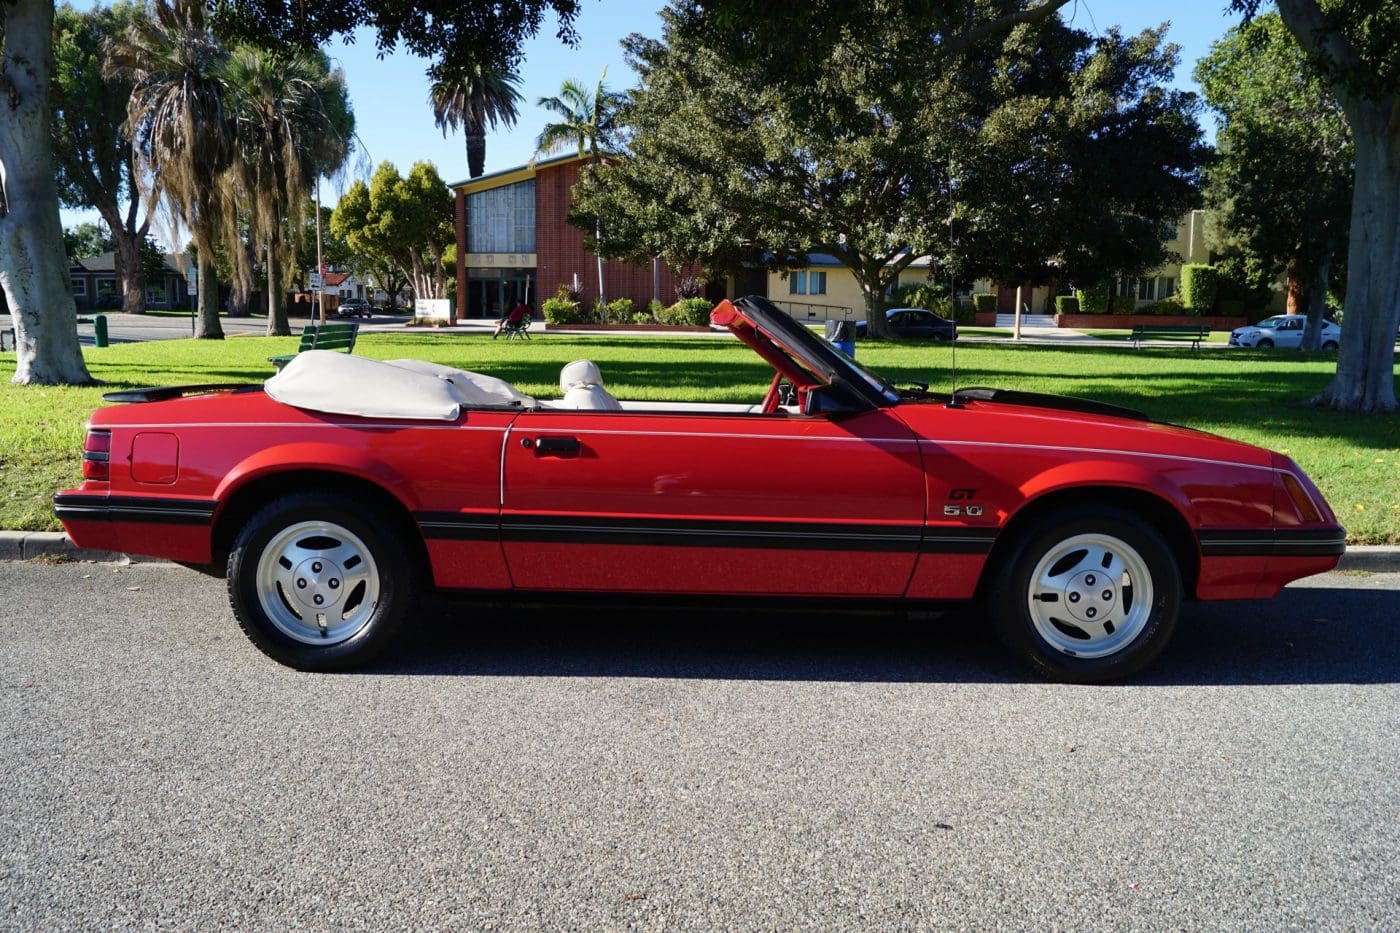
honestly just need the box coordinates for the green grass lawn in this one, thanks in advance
[3,333,1397,542]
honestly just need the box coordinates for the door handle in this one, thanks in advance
[533,436,581,454]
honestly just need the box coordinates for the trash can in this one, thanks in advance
[825,319,855,358]
[93,314,109,348]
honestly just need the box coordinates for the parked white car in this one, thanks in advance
[1229,316,1341,349]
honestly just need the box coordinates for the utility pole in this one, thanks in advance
[315,177,326,325]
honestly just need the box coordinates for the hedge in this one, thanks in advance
[1076,281,1111,314]
[972,293,996,314]
[1180,264,1219,314]
[541,297,583,324]
[658,297,713,326]
[1111,294,1136,315]
[1054,295,1080,314]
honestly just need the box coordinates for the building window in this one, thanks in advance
[788,272,807,295]
[1137,277,1157,301]
[1117,277,1136,297]
[145,282,167,304]
[71,278,87,297]
[808,271,827,295]
[96,278,117,297]
[1158,277,1176,298]
[467,179,536,254]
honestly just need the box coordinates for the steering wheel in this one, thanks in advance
[760,373,784,414]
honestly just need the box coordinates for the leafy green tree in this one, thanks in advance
[1230,1,1400,412]
[222,46,354,334]
[107,0,235,339]
[52,2,157,314]
[63,222,114,261]
[330,161,454,303]
[431,60,523,179]
[1196,13,1351,351]
[537,69,624,305]
[1,0,582,383]
[573,3,1200,336]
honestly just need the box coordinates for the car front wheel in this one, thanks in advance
[987,507,1181,683]
[1322,340,1339,350]
[227,492,415,670]
[1256,338,1274,349]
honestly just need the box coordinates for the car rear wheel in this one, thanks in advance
[1256,338,1274,349]
[987,507,1181,683]
[1322,340,1339,351]
[227,492,415,670]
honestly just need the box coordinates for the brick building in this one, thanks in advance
[451,152,708,322]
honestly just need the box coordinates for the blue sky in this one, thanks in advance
[64,0,1242,232]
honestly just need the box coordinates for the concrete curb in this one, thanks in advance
[2,529,1397,572]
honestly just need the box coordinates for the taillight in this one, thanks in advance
[1281,472,1323,523]
[82,429,111,481]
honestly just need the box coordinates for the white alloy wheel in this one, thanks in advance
[254,520,381,645]
[1025,532,1154,660]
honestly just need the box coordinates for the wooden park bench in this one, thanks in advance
[1129,324,1208,349]
[269,321,360,370]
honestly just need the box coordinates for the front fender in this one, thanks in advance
[213,442,421,513]
[1012,459,1199,527]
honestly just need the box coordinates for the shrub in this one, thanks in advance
[972,293,996,314]
[1138,298,1183,316]
[541,296,582,324]
[647,299,666,318]
[1054,295,1080,315]
[658,297,713,326]
[603,297,635,323]
[1110,294,1136,315]
[554,281,582,304]
[890,282,952,316]
[630,311,654,325]
[1076,281,1111,314]
[1216,298,1244,317]
[1180,264,1219,314]
[950,301,976,326]
[674,274,703,300]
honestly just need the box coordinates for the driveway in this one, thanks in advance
[1,561,1397,928]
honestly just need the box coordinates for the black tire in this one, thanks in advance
[1321,340,1339,351]
[987,506,1181,683]
[1256,338,1274,349]
[227,492,416,670]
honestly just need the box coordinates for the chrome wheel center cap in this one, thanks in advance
[1064,570,1116,624]
[291,558,345,611]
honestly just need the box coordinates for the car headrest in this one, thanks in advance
[560,359,605,392]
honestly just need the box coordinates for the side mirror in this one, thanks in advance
[802,384,860,416]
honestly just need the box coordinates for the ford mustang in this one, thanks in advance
[55,296,1345,682]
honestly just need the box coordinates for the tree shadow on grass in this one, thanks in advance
[366,583,1400,687]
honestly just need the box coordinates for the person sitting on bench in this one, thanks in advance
[493,302,531,339]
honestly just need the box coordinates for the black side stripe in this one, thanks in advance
[417,512,998,554]
[53,493,216,526]
[1198,527,1346,558]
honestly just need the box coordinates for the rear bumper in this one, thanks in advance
[53,492,217,565]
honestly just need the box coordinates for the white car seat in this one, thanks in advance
[559,359,623,411]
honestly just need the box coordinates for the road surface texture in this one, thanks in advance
[2,561,1396,929]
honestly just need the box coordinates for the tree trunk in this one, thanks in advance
[266,237,289,336]
[194,253,224,339]
[1300,255,1330,351]
[1285,258,1302,315]
[466,126,486,178]
[854,263,893,339]
[112,228,146,315]
[0,0,93,385]
[1310,105,1399,412]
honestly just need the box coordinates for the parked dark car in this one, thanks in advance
[854,307,958,341]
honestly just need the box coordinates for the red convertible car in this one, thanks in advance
[56,296,1344,682]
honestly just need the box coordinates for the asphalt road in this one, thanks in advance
[2,561,1397,930]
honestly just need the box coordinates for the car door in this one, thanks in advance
[499,407,927,596]
[1278,317,1304,347]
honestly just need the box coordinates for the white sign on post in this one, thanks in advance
[308,273,323,289]
[417,298,451,322]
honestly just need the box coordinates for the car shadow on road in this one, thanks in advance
[367,584,1399,686]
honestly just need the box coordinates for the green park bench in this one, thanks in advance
[0,327,14,352]
[269,321,360,370]
[1129,324,1208,349]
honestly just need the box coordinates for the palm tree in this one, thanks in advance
[107,0,234,339]
[221,46,353,335]
[430,62,523,179]
[536,69,623,305]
